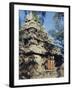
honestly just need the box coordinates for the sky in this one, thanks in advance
[19,10,56,33]
[43,12,55,32]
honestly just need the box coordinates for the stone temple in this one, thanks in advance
[19,11,64,79]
